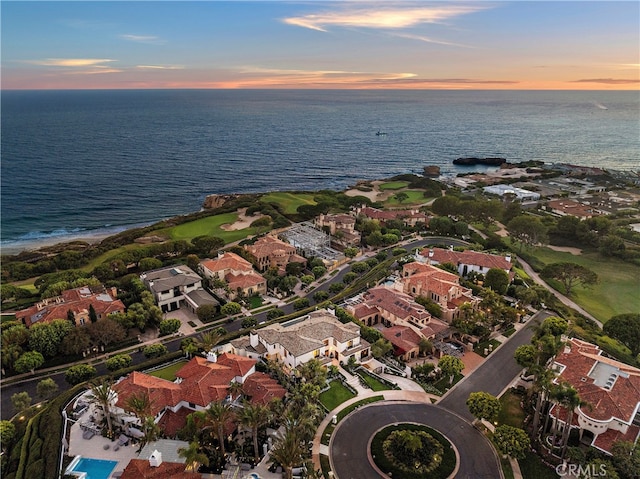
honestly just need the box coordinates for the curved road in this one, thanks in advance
[331,402,499,479]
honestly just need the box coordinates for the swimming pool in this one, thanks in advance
[67,457,118,479]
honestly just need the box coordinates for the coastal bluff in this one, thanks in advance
[202,194,241,209]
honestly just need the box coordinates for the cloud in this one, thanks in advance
[25,58,115,67]
[392,32,473,48]
[571,78,640,85]
[120,34,165,45]
[136,65,184,70]
[282,5,488,32]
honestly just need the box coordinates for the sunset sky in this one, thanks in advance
[2,1,639,90]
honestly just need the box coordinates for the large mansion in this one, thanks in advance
[113,352,286,437]
[140,265,217,313]
[550,338,640,455]
[200,252,267,299]
[418,247,512,276]
[401,262,478,322]
[16,285,125,327]
[244,235,307,274]
[226,309,370,369]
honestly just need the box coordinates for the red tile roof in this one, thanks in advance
[119,459,200,479]
[201,252,254,274]
[226,271,266,290]
[356,286,431,322]
[246,235,297,259]
[16,286,125,327]
[114,353,257,416]
[381,326,422,355]
[421,247,512,271]
[553,338,640,434]
[157,407,193,438]
[593,425,640,454]
[241,372,287,405]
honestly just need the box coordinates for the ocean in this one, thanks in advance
[1,89,638,252]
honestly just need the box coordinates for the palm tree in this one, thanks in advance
[269,428,305,479]
[198,330,223,354]
[140,416,161,450]
[125,391,154,423]
[228,381,244,402]
[239,402,272,463]
[196,401,236,457]
[178,441,210,472]
[559,386,582,459]
[87,378,116,437]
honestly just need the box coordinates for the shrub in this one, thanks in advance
[143,343,168,359]
[158,318,182,336]
[105,354,132,371]
[65,364,97,385]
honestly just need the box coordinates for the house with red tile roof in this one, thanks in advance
[549,338,640,455]
[401,262,478,322]
[315,213,361,247]
[120,447,201,479]
[245,234,307,273]
[228,309,370,369]
[543,199,601,220]
[381,325,425,362]
[112,352,285,438]
[420,247,512,276]
[16,285,125,327]
[200,252,267,299]
[356,206,430,227]
[346,286,448,335]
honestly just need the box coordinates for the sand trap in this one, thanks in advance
[220,208,268,231]
[344,180,395,202]
[547,245,583,255]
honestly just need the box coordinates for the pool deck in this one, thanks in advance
[67,406,139,478]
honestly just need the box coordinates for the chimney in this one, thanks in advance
[429,249,434,258]
[505,255,511,263]
[250,330,258,348]
[149,450,162,467]
[206,350,218,363]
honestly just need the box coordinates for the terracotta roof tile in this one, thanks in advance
[120,459,200,479]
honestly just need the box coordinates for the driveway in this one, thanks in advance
[330,402,500,479]
[438,309,552,420]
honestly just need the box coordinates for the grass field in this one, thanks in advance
[82,243,148,272]
[378,181,409,191]
[148,360,188,381]
[260,192,317,215]
[319,380,356,411]
[525,246,639,323]
[384,189,429,207]
[518,451,559,479]
[497,390,526,428]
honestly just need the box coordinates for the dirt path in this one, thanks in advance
[547,245,583,255]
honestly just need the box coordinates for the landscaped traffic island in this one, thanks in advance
[370,423,456,479]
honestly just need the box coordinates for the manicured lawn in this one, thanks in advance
[525,246,640,323]
[319,380,356,411]
[148,360,188,381]
[162,212,258,243]
[359,370,392,391]
[384,189,428,206]
[260,192,317,215]
[432,372,464,392]
[81,243,147,272]
[247,296,264,309]
[518,451,559,479]
[379,181,409,190]
[474,338,502,357]
[497,390,526,428]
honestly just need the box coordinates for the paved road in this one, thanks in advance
[331,402,500,479]
[438,309,553,420]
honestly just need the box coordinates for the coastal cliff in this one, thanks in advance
[202,194,240,209]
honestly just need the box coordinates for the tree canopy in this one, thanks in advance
[603,313,640,357]
[466,391,501,423]
[540,262,598,296]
